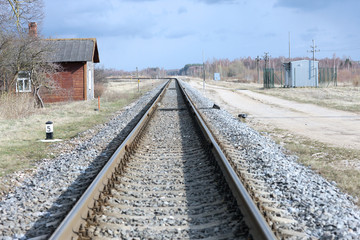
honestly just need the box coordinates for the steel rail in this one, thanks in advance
[50,80,171,239]
[51,78,275,239]
[177,80,276,240]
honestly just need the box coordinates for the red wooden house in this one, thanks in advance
[41,38,100,103]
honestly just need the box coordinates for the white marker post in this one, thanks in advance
[46,121,53,140]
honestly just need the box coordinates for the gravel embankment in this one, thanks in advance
[1,78,359,240]
[0,82,166,239]
[87,80,249,239]
[181,80,360,239]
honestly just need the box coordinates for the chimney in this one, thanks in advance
[28,22,37,37]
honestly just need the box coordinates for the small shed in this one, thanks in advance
[41,38,100,103]
[283,60,318,87]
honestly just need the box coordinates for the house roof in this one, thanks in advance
[46,38,100,63]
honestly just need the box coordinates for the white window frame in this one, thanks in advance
[16,71,31,93]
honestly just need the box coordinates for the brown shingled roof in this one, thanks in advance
[46,38,100,63]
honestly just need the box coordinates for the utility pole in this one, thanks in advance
[263,52,271,87]
[308,39,320,87]
[263,52,270,69]
[255,56,261,84]
[136,67,139,92]
[288,32,291,60]
[333,53,337,86]
[219,62,222,78]
[202,51,205,92]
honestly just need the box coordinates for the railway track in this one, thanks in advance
[50,79,275,239]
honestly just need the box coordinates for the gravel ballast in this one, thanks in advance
[180,79,360,239]
[1,79,359,239]
[85,80,249,239]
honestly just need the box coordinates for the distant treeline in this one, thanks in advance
[174,56,360,85]
[101,56,360,85]
[177,56,359,76]
[100,66,168,79]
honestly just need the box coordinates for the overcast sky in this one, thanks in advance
[42,0,360,71]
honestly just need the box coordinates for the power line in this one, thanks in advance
[308,39,320,58]
[320,47,360,52]
[255,56,261,84]
[308,40,320,87]
[263,52,270,69]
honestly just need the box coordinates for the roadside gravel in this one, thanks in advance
[0,82,166,239]
[181,79,360,239]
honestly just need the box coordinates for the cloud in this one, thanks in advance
[44,0,161,39]
[264,32,277,38]
[274,0,346,11]
[196,0,238,4]
[178,6,187,14]
[165,31,194,39]
[122,0,158,1]
[42,0,360,70]
[56,19,156,39]
[300,27,320,41]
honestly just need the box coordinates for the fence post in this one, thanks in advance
[335,68,338,86]
[327,68,330,86]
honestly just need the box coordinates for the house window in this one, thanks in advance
[16,71,31,92]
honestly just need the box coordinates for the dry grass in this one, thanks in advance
[248,122,360,205]
[0,79,164,177]
[94,82,105,98]
[0,93,37,120]
[353,75,360,87]
[195,78,360,113]
[256,87,360,113]
[338,69,360,87]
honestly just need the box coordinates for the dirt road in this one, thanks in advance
[188,80,360,150]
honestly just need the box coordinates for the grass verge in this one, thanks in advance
[253,87,360,113]
[251,123,360,205]
[0,80,163,177]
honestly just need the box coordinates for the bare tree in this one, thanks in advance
[2,0,43,33]
[94,65,109,84]
[0,35,61,107]
[0,0,61,107]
